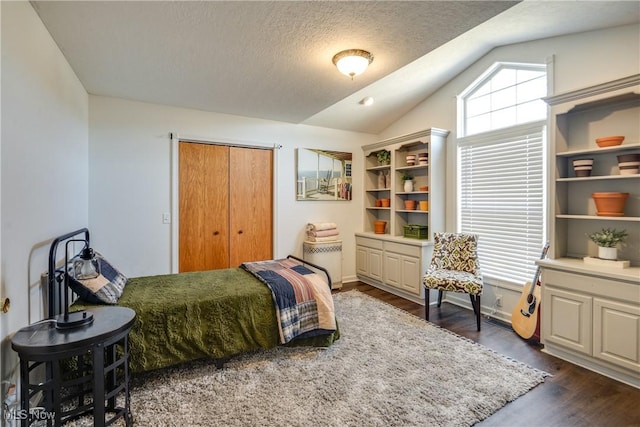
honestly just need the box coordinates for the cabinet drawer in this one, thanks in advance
[593,298,640,373]
[384,241,421,257]
[356,236,383,250]
[544,268,639,301]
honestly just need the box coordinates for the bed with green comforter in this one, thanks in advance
[72,267,339,373]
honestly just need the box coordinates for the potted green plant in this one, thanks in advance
[401,173,413,192]
[588,228,628,260]
[376,150,391,165]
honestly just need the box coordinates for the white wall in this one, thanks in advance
[88,96,375,280]
[1,1,89,383]
[380,24,640,320]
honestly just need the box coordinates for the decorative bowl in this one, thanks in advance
[596,135,624,147]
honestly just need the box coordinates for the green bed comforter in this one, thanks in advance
[72,268,339,373]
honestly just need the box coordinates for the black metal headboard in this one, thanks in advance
[47,228,90,318]
[286,254,332,290]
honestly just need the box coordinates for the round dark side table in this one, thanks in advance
[11,306,135,427]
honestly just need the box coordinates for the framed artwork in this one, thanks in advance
[296,148,352,201]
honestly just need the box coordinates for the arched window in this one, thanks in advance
[460,62,547,137]
[457,62,548,286]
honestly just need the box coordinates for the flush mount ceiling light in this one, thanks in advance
[360,96,374,106]
[332,49,373,79]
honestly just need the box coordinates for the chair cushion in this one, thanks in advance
[431,233,480,274]
[423,268,483,295]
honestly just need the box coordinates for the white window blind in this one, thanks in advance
[458,122,546,285]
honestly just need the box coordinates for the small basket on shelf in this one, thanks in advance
[403,224,428,239]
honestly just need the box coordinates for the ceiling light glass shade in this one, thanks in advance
[332,49,373,78]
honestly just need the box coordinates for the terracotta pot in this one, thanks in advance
[404,200,416,210]
[375,199,382,207]
[373,220,387,234]
[592,192,629,216]
[380,198,390,207]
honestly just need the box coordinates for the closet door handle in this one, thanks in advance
[213,231,219,236]
[238,230,243,234]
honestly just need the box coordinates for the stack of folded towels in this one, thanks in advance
[306,222,340,242]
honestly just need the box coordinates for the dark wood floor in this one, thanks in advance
[336,282,640,427]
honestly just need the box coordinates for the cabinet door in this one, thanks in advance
[356,245,369,277]
[399,255,421,295]
[384,252,401,287]
[543,286,592,355]
[593,298,640,372]
[368,248,383,281]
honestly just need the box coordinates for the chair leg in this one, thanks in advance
[469,294,481,331]
[437,290,444,307]
[424,289,430,321]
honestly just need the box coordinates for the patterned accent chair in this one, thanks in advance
[422,232,483,331]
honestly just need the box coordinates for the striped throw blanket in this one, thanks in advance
[241,258,336,344]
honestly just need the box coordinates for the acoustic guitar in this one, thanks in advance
[511,242,550,340]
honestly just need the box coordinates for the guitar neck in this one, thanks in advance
[527,242,550,296]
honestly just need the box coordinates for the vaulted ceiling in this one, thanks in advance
[32,1,640,134]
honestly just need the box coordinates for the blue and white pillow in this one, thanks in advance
[68,252,127,304]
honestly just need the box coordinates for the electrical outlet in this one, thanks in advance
[496,295,503,307]
[162,213,171,224]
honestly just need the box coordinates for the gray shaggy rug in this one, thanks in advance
[77,290,549,426]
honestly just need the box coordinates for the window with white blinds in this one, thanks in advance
[458,122,546,285]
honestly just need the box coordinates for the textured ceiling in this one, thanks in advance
[31,1,640,134]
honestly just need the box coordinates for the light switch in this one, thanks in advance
[162,213,171,224]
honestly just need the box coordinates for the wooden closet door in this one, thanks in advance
[179,142,229,272]
[229,146,273,266]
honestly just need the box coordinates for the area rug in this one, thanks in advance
[86,290,549,426]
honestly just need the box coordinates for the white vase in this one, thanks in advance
[598,246,617,260]
[404,180,413,192]
[378,171,386,189]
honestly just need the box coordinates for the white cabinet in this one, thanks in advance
[544,74,640,264]
[541,75,640,387]
[539,259,640,388]
[357,129,447,304]
[355,234,432,304]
